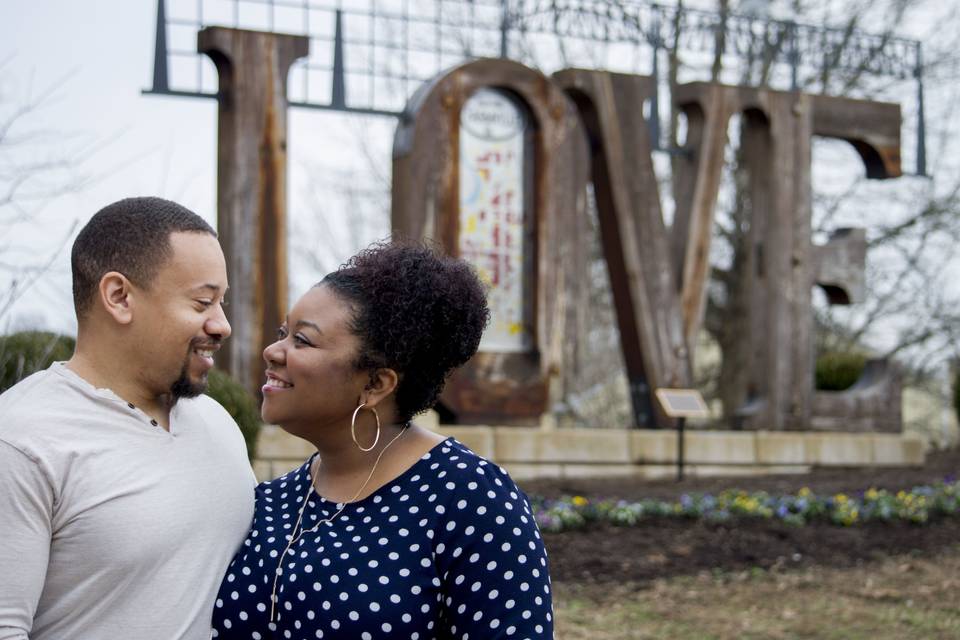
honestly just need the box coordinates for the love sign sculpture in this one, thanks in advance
[393,58,903,431]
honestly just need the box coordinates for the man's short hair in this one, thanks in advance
[71,197,217,318]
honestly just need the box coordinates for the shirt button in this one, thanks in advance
[127,403,135,409]
[150,419,159,427]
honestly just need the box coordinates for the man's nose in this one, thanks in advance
[207,303,232,340]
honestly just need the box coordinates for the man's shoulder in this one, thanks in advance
[178,393,238,429]
[177,393,249,449]
[0,366,76,427]
[0,366,83,458]
[0,365,62,405]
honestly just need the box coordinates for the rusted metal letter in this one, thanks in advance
[392,59,587,425]
[673,82,901,431]
[553,69,693,428]
[199,27,309,397]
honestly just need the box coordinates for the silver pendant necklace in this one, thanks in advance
[268,427,407,623]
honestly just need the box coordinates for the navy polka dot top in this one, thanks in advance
[212,437,554,639]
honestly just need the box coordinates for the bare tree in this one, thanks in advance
[688,0,960,422]
[558,0,959,425]
[0,59,104,325]
[290,0,959,427]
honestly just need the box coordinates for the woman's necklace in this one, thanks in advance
[269,427,407,622]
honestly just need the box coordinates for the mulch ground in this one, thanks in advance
[520,446,960,584]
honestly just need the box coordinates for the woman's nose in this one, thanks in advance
[263,339,285,365]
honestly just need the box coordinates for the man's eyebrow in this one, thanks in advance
[295,319,323,334]
[190,284,227,294]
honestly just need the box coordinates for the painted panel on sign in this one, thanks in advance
[459,88,531,353]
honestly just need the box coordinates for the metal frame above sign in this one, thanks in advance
[145,0,927,173]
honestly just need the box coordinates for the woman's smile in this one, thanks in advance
[262,371,293,393]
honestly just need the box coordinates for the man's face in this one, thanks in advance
[133,231,231,400]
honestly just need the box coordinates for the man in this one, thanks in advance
[0,197,256,639]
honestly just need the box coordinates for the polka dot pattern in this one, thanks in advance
[212,438,553,639]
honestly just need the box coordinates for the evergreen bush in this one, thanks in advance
[0,331,76,393]
[815,351,867,391]
[0,332,261,460]
[206,368,262,460]
[953,367,960,425]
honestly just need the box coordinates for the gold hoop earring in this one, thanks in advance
[351,403,381,452]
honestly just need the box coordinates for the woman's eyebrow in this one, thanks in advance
[295,319,323,334]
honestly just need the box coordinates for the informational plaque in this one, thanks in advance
[654,387,708,481]
[458,88,531,353]
[654,388,710,419]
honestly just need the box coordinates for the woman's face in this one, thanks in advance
[261,285,368,435]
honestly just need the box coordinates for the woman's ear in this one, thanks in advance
[98,272,135,325]
[364,368,399,408]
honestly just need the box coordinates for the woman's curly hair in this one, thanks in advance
[321,241,490,424]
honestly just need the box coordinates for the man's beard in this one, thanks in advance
[169,339,216,400]
[170,364,208,400]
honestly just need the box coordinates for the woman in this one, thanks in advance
[212,242,553,639]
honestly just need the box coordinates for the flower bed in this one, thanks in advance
[531,479,960,532]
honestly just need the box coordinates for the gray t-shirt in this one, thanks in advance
[0,363,256,640]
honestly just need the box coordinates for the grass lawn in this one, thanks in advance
[553,545,960,639]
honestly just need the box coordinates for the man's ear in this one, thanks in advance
[98,272,135,325]
[363,368,400,409]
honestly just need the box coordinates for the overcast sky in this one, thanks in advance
[1,0,954,366]
[1,0,398,336]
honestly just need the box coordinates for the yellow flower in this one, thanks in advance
[834,493,848,503]
[865,488,879,501]
[572,496,588,507]
[798,487,812,497]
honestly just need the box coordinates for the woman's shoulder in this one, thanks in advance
[428,438,510,479]
[254,455,314,496]
[423,437,531,506]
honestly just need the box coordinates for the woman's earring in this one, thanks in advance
[351,402,381,452]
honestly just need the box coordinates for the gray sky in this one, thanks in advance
[2,1,209,333]
[1,0,955,366]
[1,0,395,335]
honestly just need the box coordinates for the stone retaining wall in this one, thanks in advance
[252,418,925,482]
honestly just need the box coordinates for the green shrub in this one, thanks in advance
[0,331,76,393]
[0,332,260,459]
[954,367,960,425]
[206,368,262,460]
[815,351,867,391]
